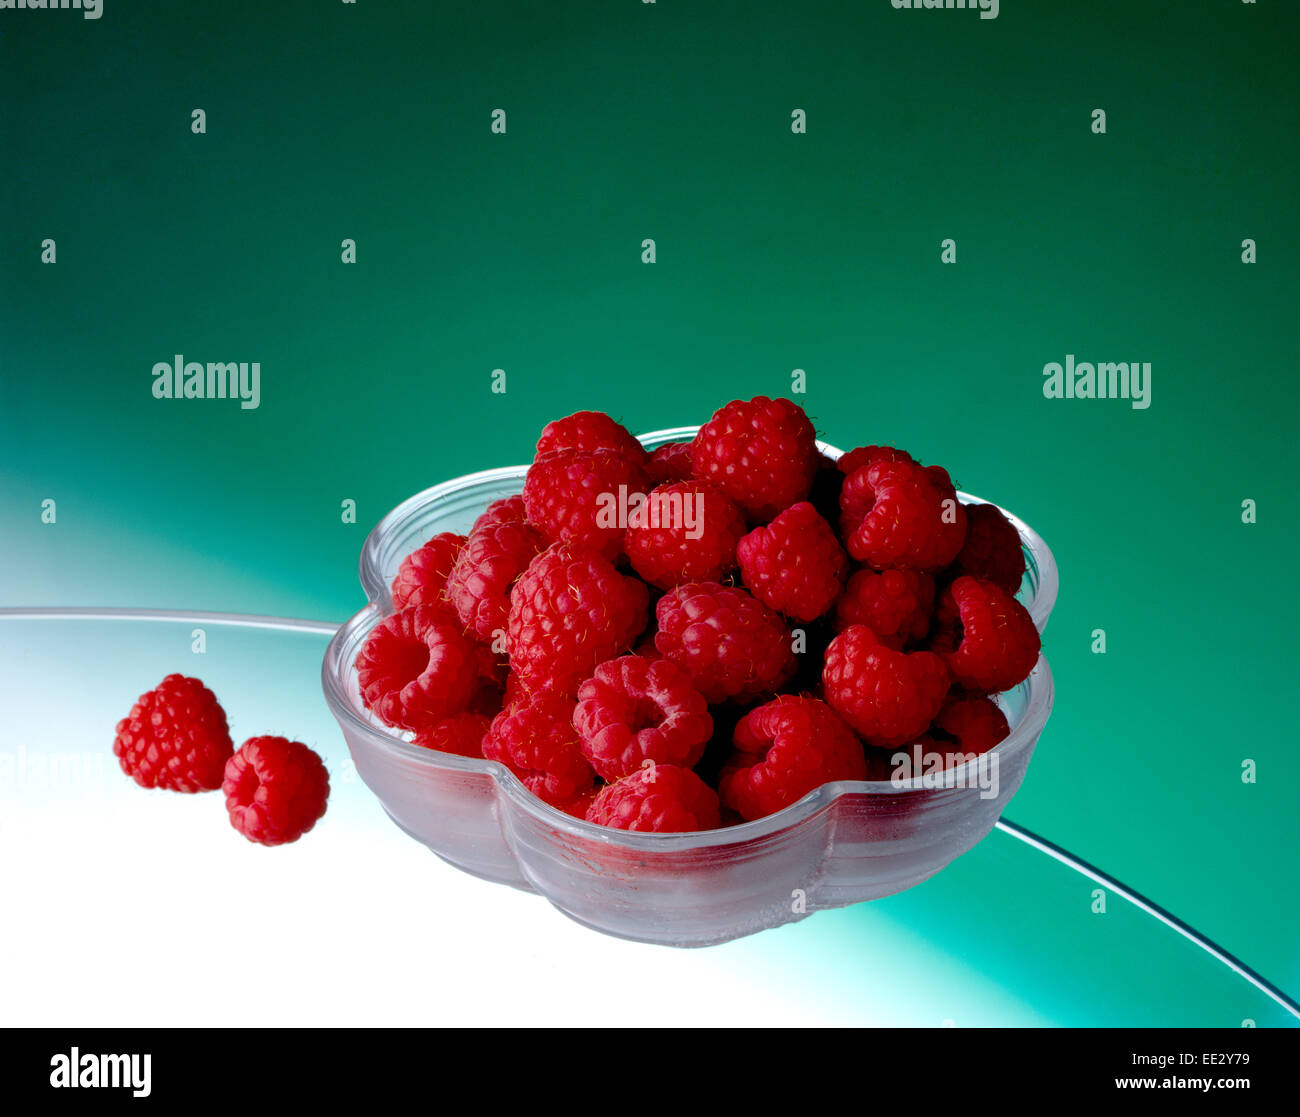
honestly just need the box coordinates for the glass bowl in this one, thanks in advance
[322,428,1058,947]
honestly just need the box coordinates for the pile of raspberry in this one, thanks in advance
[356,399,1040,833]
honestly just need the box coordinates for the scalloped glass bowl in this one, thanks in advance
[322,428,1058,947]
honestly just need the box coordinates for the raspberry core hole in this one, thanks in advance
[391,635,433,687]
[627,697,664,733]
[233,764,260,805]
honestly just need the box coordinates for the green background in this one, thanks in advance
[3,0,1297,1021]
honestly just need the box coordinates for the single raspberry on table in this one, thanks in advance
[945,503,1026,596]
[113,674,233,792]
[624,479,746,590]
[444,511,546,644]
[535,410,648,467]
[719,695,867,821]
[653,582,796,704]
[573,655,713,781]
[736,501,847,622]
[506,544,650,698]
[930,576,1040,693]
[834,568,936,648]
[413,712,493,758]
[586,763,721,833]
[823,624,950,748]
[691,396,818,520]
[522,448,649,559]
[839,459,967,572]
[645,440,695,485]
[223,736,330,847]
[391,532,466,611]
[482,688,596,809]
[356,605,479,732]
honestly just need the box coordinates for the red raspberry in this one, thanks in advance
[444,514,546,644]
[932,576,1040,693]
[834,568,936,649]
[822,624,950,748]
[586,763,721,833]
[653,582,796,703]
[112,674,233,792]
[522,449,649,559]
[624,480,746,590]
[946,503,1026,596]
[573,655,713,781]
[839,459,967,572]
[482,688,595,808]
[535,410,648,467]
[223,735,330,846]
[391,532,466,611]
[719,695,867,821]
[736,501,847,622]
[645,440,695,485]
[836,444,917,475]
[413,712,492,758]
[356,606,478,731]
[472,495,530,531]
[691,396,817,520]
[507,544,650,697]
[929,694,1010,757]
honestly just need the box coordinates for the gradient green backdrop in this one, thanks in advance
[3,0,1297,1022]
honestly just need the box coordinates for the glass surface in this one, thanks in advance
[1,614,1292,1026]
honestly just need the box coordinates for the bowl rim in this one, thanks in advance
[323,426,1058,850]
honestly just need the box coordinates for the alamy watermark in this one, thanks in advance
[1042,354,1151,410]
[891,743,1000,799]
[891,0,998,20]
[152,355,261,410]
[0,0,102,18]
[595,485,703,540]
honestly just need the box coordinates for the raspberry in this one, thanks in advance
[839,459,967,572]
[482,688,595,808]
[928,694,1009,757]
[645,441,695,485]
[444,514,546,643]
[653,582,796,704]
[736,501,847,622]
[624,480,746,590]
[836,444,917,476]
[834,568,935,649]
[586,763,721,833]
[573,655,713,780]
[356,606,479,731]
[472,495,530,531]
[223,736,330,846]
[391,532,466,611]
[822,624,950,748]
[522,449,649,559]
[691,396,817,520]
[931,576,1040,693]
[719,695,867,821]
[535,410,648,467]
[946,503,1026,596]
[413,712,492,758]
[112,674,233,792]
[507,544,650,697]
